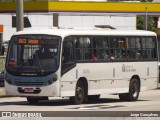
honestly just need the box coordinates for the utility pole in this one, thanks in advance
[53,13,59,28]
[144,7,148,30]
[16,0,24,31]
[53,0,59,28]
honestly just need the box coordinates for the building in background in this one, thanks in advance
[0,0,137,43]
[0,15,136,42]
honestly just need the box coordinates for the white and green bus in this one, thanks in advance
[5,28,159,104]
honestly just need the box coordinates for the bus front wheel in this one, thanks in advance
[119,78,140,101]
[70,81,85,105]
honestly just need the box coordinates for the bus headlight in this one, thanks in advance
[48,80,53,85]
[48,74,58,85]
[53,77,57,82]
[53,75,58,81]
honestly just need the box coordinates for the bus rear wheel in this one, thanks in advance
[70,81,85,105]
[27,97,39,104]
[119,78,140,101]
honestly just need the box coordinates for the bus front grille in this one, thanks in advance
[15,81,45,86]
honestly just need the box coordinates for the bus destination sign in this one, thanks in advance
[18,38,57,45]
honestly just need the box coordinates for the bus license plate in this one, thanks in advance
[24,88,34,93]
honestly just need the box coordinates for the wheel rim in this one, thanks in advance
[131,82,139,98]
[76,86,84,101]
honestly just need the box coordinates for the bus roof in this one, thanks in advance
[13,28,157,37]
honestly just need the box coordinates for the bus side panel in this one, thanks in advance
[81,63,130,95]
[60,61,158,97]
[60,68,77,96]
[79,62,158,95]
[127,62,158,91]
[139,62,158,91]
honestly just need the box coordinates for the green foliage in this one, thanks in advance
[137,16,157,31]
[137,16,144,30]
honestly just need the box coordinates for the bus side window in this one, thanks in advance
[127,37,142,60]
[75,37,92,61]
[142,37,157,60]
[136,49,141,59]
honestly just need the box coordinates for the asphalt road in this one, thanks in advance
[0,89,160,120]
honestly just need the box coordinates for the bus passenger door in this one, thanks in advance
[61,37,76,76]
[61,37,77,96]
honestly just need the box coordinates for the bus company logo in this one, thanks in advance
[122,64,136,72]
[122,64,126,72]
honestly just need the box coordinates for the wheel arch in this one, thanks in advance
[70,77,88,104]
[77,77,88,94]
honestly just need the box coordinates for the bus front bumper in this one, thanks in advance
[5,81,60,97]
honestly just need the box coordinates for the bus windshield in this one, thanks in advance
[6,35,61,75]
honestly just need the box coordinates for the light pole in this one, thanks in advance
[16,0,24,31]
[145,7,148,30]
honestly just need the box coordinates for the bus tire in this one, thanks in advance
[128,78,140,101]
[88,95,100,101]
[70,81,85,105]
[119,78,140,101]
[27,97,39,104]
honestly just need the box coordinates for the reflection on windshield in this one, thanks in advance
[6,35,60,74]
[33,46,58,71]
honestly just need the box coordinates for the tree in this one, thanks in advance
[137,16,144,30]
[136,16,157,31]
